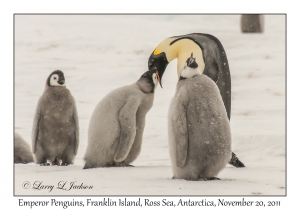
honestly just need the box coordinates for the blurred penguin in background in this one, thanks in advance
[14,132,34,164]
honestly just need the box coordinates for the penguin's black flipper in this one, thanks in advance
[229,152,245,168]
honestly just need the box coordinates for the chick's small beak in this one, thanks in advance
[58,78,65,85]
[156,71,163,88]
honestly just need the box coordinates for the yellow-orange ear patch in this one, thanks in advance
[153,49,160,55]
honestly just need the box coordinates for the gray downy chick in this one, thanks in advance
[14,132,34,164]
[83,68,161,169]
[32,70,79,166]
[168,53,231,180]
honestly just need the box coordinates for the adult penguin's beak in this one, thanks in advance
[148,51,169,88]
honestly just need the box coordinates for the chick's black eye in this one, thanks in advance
[54,77,57,80]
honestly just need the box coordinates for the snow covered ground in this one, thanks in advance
[14,15,285,196]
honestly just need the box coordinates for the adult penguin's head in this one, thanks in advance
[148,51,169,88]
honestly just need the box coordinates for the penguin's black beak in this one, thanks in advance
[148,52,169,88]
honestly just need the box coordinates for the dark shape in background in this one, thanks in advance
[241,14,264,33]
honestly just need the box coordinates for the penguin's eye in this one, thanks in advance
[54,77,57,80]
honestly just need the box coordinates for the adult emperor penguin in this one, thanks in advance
[14,132,34,164]
[148,33,245,168]
[32,70,79,166]
[83,68,160,169]
[168,54,231,180]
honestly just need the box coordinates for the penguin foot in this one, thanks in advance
[172,176,220,181]
[183,177,221,181]
[185,177,221,181]
[39,163,50,166]
[61,162,70,166]
[229,152,245,168]
[114,161,134,167]
[83,163,92,169]
[206,177,221,181]
[61,160,73,166]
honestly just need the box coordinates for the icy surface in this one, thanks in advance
[14,15,285,196]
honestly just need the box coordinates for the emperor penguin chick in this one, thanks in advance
[83,69,161,169]
[168,53,231,181]
[14,132,34,164]
[32,70,79,166]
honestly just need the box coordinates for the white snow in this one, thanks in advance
[14,15,285,196]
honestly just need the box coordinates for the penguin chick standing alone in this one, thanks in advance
[168,54,231,180]
[83,69,161,169]
[14,132,34,164]
[32,70,79,166]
